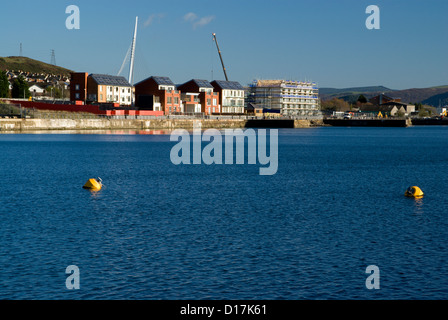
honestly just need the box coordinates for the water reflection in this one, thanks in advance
[87,188,104,200]
[413,197,425,215]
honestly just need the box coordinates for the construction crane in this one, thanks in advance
[212,33,229,81]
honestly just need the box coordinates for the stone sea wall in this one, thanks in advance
[0,118,290,132]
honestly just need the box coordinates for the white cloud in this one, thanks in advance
[144,13,165,27]
[183,12,198,23]
[193,15,215,29]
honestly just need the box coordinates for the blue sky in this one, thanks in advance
[1,0,447,89]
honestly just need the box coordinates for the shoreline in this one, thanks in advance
[0,118,322,132]
[1,117,446,132]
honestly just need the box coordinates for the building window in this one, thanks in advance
[75,84,80,90]
[99,86,103,92]
[167,97,172,104]
[75,93,80,99]
[100,94,103,100]
[174,97,179,104]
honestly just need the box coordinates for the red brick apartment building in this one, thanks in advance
[135,76,181,115]
[70,72,88,102]
[177,79,220,115]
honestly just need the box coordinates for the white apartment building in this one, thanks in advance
[211,80,245,114]
[248,80,320,116]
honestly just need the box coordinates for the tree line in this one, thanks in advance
[0,70,31,99]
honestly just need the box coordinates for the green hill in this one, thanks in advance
[0,56,72,76]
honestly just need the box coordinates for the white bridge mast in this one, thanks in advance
[129,16,138,86]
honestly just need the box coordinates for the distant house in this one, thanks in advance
[135,76,181,114]
[177,79,220,115]
[28,84,46,96]
[246,103,264,117]
[211,80,245,114]
[380,101,415,114]
[360,103,412,117]
[364,94,415,116]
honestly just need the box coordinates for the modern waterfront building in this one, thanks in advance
[248,80,320,116]
[177,79,220,115]
[134,76,181,115]
[210,80,245,114]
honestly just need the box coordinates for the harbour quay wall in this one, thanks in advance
[1,118,319,131]
[1,118,417,131]
[412,118,448,126]
[245,119,323,128]
[0,118,247,131]
[323,118,411,127]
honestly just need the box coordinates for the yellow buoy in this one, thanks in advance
[83,178,102,191]
[405,186,424,198]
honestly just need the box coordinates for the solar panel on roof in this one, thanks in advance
[90,74,131,87]
[193,79,213,88]
[213,80,244,90]
[152,76,174,85]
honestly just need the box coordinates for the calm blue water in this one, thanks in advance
[0,127,447,300]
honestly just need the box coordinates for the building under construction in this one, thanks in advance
[248,80,320,116]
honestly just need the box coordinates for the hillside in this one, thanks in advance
[320,85,448,107]
[422,91,448,107]
[320,86,393,97]
[391,86,448,105]
[0,56,72,76]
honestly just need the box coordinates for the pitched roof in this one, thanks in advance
[90,74,132,87]
[151,76,175,86]
[381,101,414,107]
[211,80,244,90]
[192,79,213,88]
[179,79,214,89]
[134,76,175,87]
